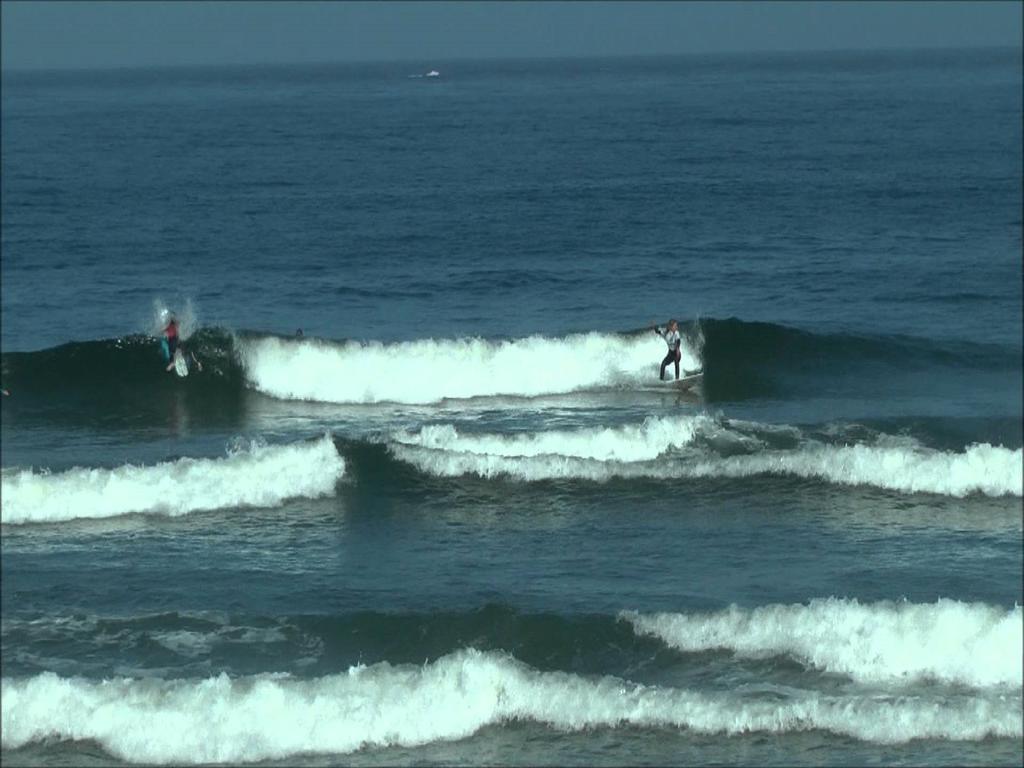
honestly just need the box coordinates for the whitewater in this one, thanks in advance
[236,331,703,404]
[3,48,1021,768]
[623,597,1024,688]
[5,648,1021,765]
[0,435,345,524]
[386,416,1023,497]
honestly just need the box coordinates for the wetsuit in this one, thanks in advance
[162,321,179,362]
[656,326,681,380]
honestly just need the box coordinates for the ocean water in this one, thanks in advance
[1,48,1022,766]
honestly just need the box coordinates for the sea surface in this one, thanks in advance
[1,48,1022,766]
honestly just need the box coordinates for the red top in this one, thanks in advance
[164,321,178,340]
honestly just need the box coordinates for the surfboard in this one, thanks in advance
[173,349,188,377]
[639,371,703,393]
[672,372,703,390]
[653,371,702,390]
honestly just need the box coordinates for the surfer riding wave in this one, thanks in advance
[160,312,179,364]
[159,310,202,374]
[653,319,682,380]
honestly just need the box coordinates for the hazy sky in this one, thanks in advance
[2,1,1021,71]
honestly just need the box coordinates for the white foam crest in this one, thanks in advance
[624,598,1023,689]
[3,652,1019,763]
[723,441,1023,497]
[0,435,345,524]
[390,423,1022,496]
[389,444,625,482]
[238,332,699,404]
[392,414,713,462]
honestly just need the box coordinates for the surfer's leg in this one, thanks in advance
[660,351,673,380]
[674,349,681,379]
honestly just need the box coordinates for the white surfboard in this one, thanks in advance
[638,371,703,393]
[646,371,702,389]
[173,349,188,377]
[671,371,702,390]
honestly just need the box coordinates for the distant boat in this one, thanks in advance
[425,70,440,78]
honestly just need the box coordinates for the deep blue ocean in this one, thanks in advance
[1,48,1022,766]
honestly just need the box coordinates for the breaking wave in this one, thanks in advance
[3,650,1019,764]
[387,416,1023,497]
[0,435,345,524]
[391,414,718,462]
[623,597,1024,688]
[1,320,1017,414]
[236,330,702,404]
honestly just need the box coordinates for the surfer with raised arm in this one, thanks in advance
[653,319,682,380]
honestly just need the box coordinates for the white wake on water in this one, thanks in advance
[0,435,345,524]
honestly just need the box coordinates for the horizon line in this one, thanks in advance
[3,42,1020,77]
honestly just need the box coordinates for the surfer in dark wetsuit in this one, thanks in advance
[653,319,682,380]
